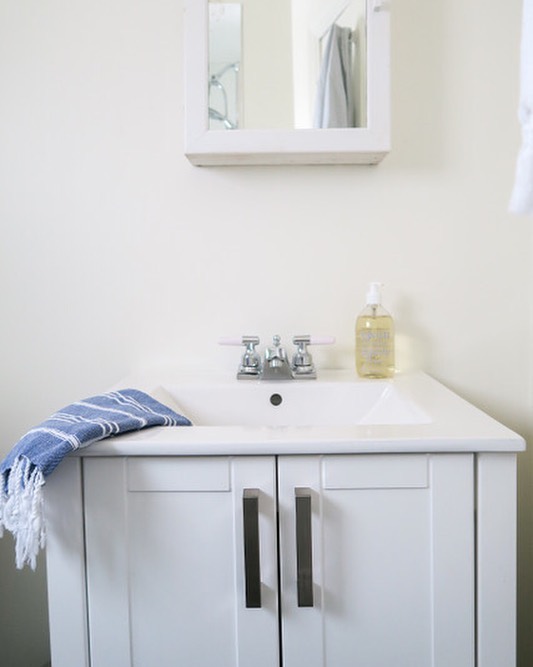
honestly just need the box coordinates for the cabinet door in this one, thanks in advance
[278,454,475,667]
[83,456,279,667]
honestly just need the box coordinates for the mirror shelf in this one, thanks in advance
[184,0,390,166]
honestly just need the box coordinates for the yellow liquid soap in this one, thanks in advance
[356,309,395,379]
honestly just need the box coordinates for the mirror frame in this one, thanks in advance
[184,0,390,166]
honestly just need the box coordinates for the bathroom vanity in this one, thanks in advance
[44,371,524,667]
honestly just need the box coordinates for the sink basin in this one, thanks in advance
[101,369,524,455]
[151,374,431,427]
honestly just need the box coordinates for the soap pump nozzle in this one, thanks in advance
[366,282,383,306]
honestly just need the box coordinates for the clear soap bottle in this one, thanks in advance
[355,282,395,378]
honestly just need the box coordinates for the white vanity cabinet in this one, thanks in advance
[45,450,517,667]
[278,454,474,667]
[84,456,280,667]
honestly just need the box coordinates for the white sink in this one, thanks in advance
[153,378,430,427]
[101,369,525,455]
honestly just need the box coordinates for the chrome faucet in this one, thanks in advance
[219,335,335,381]
[262,335,293,380]
[237,336,262,379]
[291,335,320,379]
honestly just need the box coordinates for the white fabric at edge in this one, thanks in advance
[510,0,533,215]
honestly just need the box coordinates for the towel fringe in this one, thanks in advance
[0,456,46,569]
[0,470,5,539]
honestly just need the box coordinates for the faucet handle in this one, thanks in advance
[293,335,335,346]
[219,336,259,347]
[291,335,335,379]
[219,336,261,379]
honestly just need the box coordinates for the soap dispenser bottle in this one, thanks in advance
[356,282,395,378]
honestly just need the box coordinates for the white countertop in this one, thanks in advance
[73,370,525,457]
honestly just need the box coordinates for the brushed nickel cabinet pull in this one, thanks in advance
[295,489,314,607]
[243,489,261,608]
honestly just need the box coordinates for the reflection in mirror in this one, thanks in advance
[208,4,241,129]
[208,0,367,130]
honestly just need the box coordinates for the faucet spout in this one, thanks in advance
[262,335,294,380]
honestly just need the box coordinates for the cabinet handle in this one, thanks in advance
[295,488,314,607]
[243,489,261,608]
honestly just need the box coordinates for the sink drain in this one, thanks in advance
[270,393,283,407]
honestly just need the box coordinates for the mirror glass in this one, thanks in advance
[208,0,367,131]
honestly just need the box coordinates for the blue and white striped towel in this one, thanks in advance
[0,389,191,569]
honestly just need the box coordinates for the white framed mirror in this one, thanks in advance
[184,0,390,166]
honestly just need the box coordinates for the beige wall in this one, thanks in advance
[0,0,532,665]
